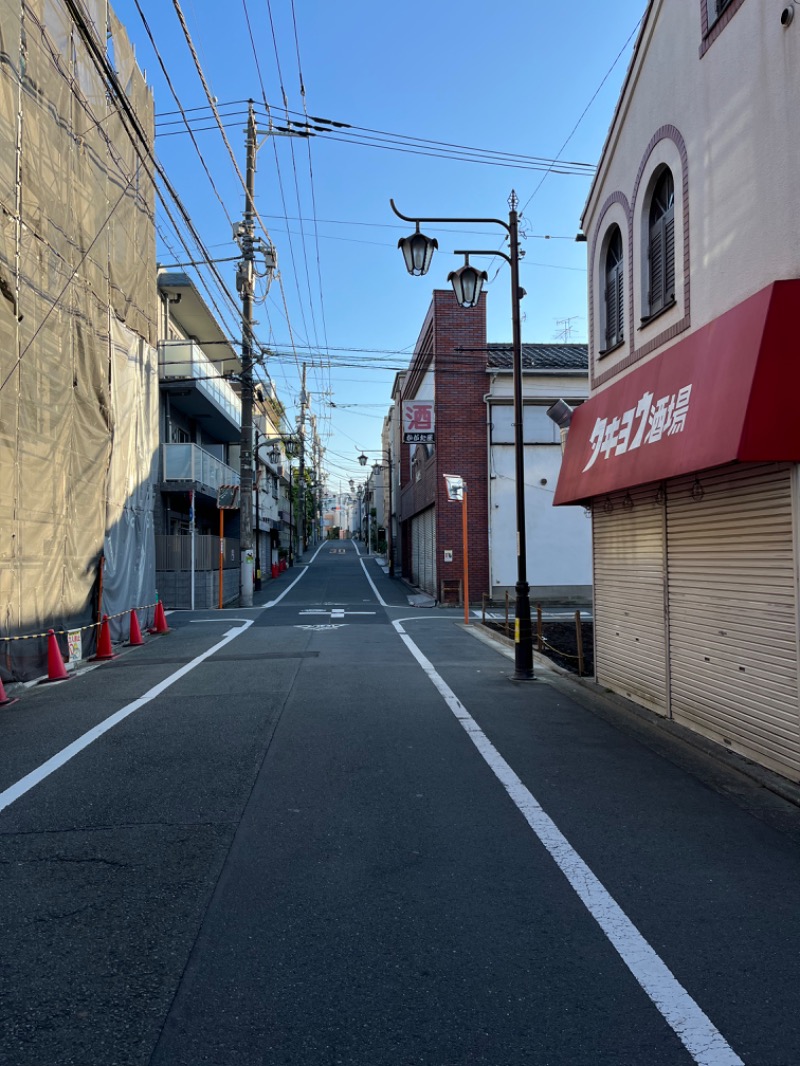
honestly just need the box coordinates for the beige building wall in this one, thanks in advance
[583,0,800,391]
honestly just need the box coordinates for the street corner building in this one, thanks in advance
[553,0,800,781]
[0,1,159,681]
[390,289,592,608]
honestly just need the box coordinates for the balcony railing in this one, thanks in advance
[159,339,241,429]
[162,443,240,493]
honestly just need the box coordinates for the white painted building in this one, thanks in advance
[487,345,592,601]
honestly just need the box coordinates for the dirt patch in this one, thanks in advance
[484,618,594,677]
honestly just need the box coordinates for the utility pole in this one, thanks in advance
[234,103,321,601]
[237,102,258,607]
[310,413,322,546]
[297,363,307,556]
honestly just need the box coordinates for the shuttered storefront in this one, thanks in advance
[411,506,437,596]
[666,463,800,779]
[593,484,668,714]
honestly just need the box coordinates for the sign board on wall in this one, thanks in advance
[403,400,435,443]
[553,281,800,505]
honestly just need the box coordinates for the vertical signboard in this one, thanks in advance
[403,400,435,444]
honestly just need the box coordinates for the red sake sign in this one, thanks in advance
[403,400,435,444]
[554,281,800,504]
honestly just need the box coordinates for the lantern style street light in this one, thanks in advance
[398,222,439,276]
[389,192,534,681]
[447,256,488,309]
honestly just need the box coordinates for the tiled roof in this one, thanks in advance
[487,343,588,370]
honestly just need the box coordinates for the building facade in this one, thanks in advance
[397,290,591,605]
[156,272,295,608]
[554,0,800,781]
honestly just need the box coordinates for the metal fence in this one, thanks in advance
[156,534,240,571]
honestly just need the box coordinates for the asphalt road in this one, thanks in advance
[2,541,800,1065]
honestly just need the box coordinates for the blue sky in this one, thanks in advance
[110,0,646,488]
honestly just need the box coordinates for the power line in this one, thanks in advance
[154,102,596,175]
[520,15,645,213]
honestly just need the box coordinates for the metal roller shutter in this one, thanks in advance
[411,514,423,587]
[593,483,668,714]
[666,463,800,779]
[411,506,437,596]
[424,506,437,596]
[420,506,435,596]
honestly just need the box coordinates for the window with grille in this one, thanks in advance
[603,226,624,350]
[646,168,675,317]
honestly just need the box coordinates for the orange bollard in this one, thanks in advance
[149,600,170,635]
[0,675,19,707]
[43,629,70,683]
[128,609,144,646]
[92,614,116,661]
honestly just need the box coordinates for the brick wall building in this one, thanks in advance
[397,290,590,605]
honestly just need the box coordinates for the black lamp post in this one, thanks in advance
[390,192,534,681]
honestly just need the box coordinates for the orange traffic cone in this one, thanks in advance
[149,600,170,635]
[128,609,144,646]
[43,629,70,683]
[0,675,19,707]
[92,614,116,661]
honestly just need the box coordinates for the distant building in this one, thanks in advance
[156,272,295,607]
[553,0,800,781]
[394,290,591,605]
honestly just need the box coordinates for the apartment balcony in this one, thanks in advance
[159,339,241,441]
[161,443,240,500]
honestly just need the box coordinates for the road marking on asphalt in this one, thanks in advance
[299,608,376,621]
[263,567,308,608]
[0,621,255,816]
[392,618,743,1066]
[294,624,347,631]
[359,556,389,607]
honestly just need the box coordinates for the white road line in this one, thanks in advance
[392,618,743,1066]
[359,556,388,607]
[263,567,308,607]
[0,622,255,815]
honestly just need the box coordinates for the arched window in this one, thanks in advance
[647,169,675,317]
[603,226,624,350]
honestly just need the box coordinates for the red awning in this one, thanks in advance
[553,280,800,505]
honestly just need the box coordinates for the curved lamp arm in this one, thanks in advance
[390,198,510,235]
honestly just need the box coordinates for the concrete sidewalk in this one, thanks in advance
[469,618,800,824]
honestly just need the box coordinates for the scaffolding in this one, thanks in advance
[0,0,158,681]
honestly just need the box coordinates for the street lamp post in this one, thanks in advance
[390,193,533,680]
